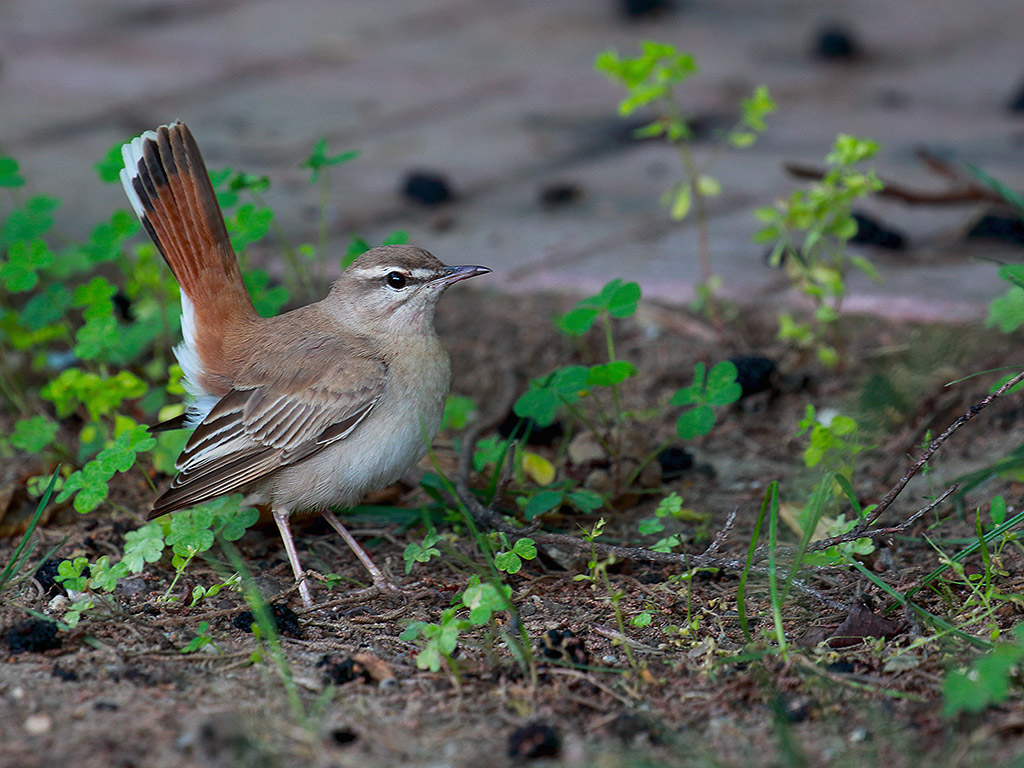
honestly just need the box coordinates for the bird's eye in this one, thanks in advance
[385,271,408,290]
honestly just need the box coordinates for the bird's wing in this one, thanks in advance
[150,351,387,516]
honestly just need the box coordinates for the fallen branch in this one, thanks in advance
[784,143,1011,206]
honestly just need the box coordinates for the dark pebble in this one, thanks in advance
[656,446,693,480]
[826,659,856,674]
[508,721,561,760]
[497,411,565,447]
[232,604,302,638]
[618,0,675,20]
[538,629,589,668]
[728,356,778,399]
[112,292,134,322]
[331,726,359,745]
[1008,80,1024,112]
[94,701,119,711]
[607,712,662,743]
[34,559,63,596]
[51,665,78,681]
[539,182,584,210]
[966,214,1024,247]
[4,619,61,654]
[851,212,906,250]
[812,24,862,61]
[317,654,371,685]
[777,693,816,722]
[401,171,454,206]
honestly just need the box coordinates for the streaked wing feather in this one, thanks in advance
[151,447,283,517]
[152,353,387,516]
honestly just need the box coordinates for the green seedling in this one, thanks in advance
[492,534,538,574]
[190,573,241,608]
[161,495,259,599]
[300,137,359,286]
[637,492,707,552]
[944,623,1024,716]
[0,469,59,597]
[403,529,444,574]
[755,134,884,367]
[987,263,1024,334]
[401,576,511,678]
[181,621,222,654]
[597,42,775,311]
[672,360,742,439]
[796,405,865,480]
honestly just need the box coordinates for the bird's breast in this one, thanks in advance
[266,335,452,512]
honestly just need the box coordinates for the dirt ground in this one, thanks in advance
[4,291,1024,768]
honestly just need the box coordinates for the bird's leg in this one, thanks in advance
[272,507,313,608]
[321,510,398,593]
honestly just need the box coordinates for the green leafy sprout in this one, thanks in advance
[597,41,775,312]
[755,133,884,367]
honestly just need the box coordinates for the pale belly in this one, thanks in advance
[256,343,450,513]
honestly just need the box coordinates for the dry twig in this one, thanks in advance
[784,144,1010,206]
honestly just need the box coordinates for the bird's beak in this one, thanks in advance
[433,265,491,287]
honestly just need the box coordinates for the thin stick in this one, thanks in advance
[808,484,958,553]
[783,160,1005,206]
[855,369,1024,533]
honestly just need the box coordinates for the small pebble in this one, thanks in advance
[617,0,675,20]
[656,446,693,481]
[728,356,777,398]
[51,665,78,682]
[538,182,583,210]
[331,726,359,745]
[4,619,61,654]
[966,214,1024,247]
[24,714,52,735]
[508,721,561,760]
[1008,80,1024,112]
[538,629,589,668]
[48,595,70,613]
[812,24,862,61]
[232,604,302,638]
[401,171,454,206]
[851,212,906,250]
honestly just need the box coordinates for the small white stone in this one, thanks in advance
[48,595,69,613]
[25,714,52,735]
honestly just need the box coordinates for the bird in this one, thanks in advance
[119,121,489,607]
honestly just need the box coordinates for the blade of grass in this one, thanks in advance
[737,482,772,641]
[767,482,787,652]
[782,475,831,604]
[218,537,308,726]
[848,559,990,650]
[0,468,59,593]
[964,163,1024,215]
[903,508,1024,603]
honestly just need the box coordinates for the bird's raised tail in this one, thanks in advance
[120,122,257,405]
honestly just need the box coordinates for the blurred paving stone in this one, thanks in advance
[1,0,1023,319]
